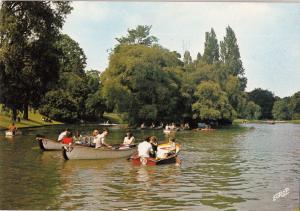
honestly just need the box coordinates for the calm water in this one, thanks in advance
[0,124,299,210]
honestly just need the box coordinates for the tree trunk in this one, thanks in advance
[23,104,29,120]
[12,107,17,122]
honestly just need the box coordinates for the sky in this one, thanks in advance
[62,2,300,98]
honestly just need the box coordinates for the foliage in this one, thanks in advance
[192,81,236,121]
[272,98,291,120]
[39,90,78,122]
[0,1,72,120]
[248,88,275,119]
[101,42,183,125]
[203,28,219,64]
[244,101,261,119]
[115,25,158,46]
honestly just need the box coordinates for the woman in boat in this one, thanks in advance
[123,131,135,146]
[93,128,112,149]
[168,137,176,154]
[62,131,73,145]
[8,122,17,135]
[149,136,158,158]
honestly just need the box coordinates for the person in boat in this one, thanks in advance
[137,136,153,158]
[93,128,112,149]
[140,122,146,129]
[156,137,176,159]
[168,137,176,154]
[165,124,170,130]
[8,122,17,135]
[150,122,155,128]
[58,128,70,142]
[184,123,190,130]
[62,131,73,145]
[73,131,82,144]
[123,131,135,146]
[149,136,158,158]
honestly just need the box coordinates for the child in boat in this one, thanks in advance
[62,131,73,145]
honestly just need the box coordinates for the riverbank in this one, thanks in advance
[233,119,300,124]
[0,112,63,131]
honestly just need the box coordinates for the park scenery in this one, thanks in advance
[0,2,299,211]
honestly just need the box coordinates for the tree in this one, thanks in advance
[248,88,275,119]
[56,34,87,76]
[220,26,246,90]
[183,50,192,67]
[244,101,261,119]
[116,25,158,46]
[290,91,300,119]
[101,43,183,125]
[192,81,236,123]
[272,98,292,120]
[203,28,219,64]
[0,1,72,120]
[39,90,78,123]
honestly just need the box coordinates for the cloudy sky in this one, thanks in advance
[63,2,300,97]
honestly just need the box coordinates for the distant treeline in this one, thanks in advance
[0,2,299,125]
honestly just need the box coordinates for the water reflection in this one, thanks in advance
[0,124,299,210]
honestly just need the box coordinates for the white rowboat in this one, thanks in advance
[63,145,136,160]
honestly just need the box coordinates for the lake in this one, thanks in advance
[0,123,299,210]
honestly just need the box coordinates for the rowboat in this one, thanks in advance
[5,130,22,137]
[130,143,181,166]
[63,145,137,160]
[131,154,178,166]
[163,129,179,134]
[36,137,64,151]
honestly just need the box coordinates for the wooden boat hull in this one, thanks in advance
[63,145,137,160]
[36,137,63,151]
[131,154,178,166]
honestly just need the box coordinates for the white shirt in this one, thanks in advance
[58,131,67,141]
[93,133,106,148]
[138,141,153,158]
[123,136,135,145]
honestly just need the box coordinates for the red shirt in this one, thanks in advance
[62,137,73,145]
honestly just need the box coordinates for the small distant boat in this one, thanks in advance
[36,137,64,151]
[98,122,118,126]
[5,130,22,137]
[163,128,179,134]
[63,145,137,160]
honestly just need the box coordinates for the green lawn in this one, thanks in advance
[0,111,62,130]
[103,112,127,124]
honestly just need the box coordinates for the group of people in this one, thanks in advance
[57,128,135,149]
[57,128,177,159]
[138,136,176,159]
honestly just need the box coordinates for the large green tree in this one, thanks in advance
[0,1,72,120]
[192,81,236,123]
[101,42,183,125]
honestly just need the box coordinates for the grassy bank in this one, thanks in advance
[103,112,127,124]
[233,119,300,124]
[0,111,62,130]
